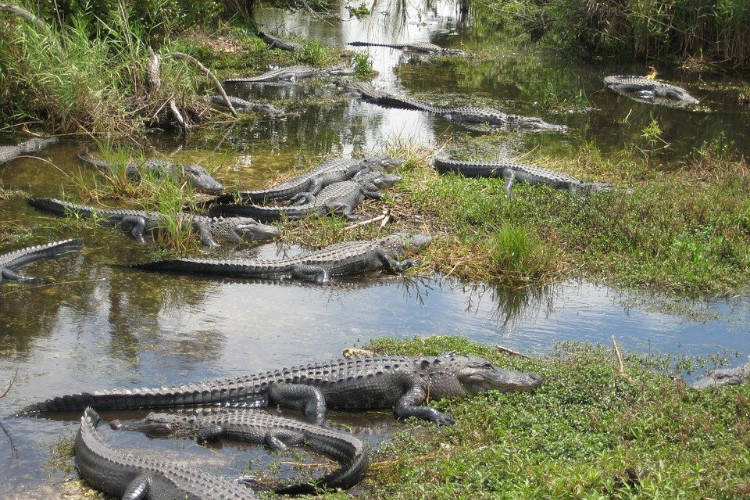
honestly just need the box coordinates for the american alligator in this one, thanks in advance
[78,151,224,195]
[27,198,279,247]
[0,238,83,283]
[112,409,369,492]
[208,95,284,116]
[603,75,700,106]
[75,407,259,500]
[224,64,353,84]
[258,31,303,53]
[205,172,401,222]
[215,156,403,204]
[348,40,465,55]
[23,353,543,426]
[0,136,58,165]
[339,79,568,132]
[689,358,750,389]
[434,157,612,196]
[129,232,430,283]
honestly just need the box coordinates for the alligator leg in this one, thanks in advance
[191,220,220,248]
[122,474,158,499]
[501,168,516,196]
[268,383,327,425]
[374,249,420,273]
[395,385,455,425]
[1,268,43,282]
[117,215,149,244]
[290,265,329,283]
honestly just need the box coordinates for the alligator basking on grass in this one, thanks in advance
[27,198,279,247]
[0,136,59,165]
[348,40,465,55]
[208,95,284,116]
[75,407,259,500]
[603,75,700,106]
[434,157,612,196]
[0,238,83,283]
[215,156,403,204]
[258,31,303,53]
[23,353,542,426]
[78,151,225,195]
[112,409,369,492]
[224,64,353,84]
[206,171,401,222]
[689,358,750,389]
[340,79,568,132]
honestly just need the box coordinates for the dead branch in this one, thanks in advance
[495,344,535,360]
[0,3,48,32]
[612,335,634,383]
[146,46,161,93]
[344,209,390,230]
[168,52,238,118]
[168,98,189,134]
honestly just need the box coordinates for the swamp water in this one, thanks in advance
[1,0,750,496]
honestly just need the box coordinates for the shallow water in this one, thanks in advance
[1,0,750,496]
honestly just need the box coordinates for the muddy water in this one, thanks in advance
[2,0,750,496]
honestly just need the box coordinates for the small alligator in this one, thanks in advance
[129,232,430,283]
[603,75,700,106]
[258,31,302,53]
[434,157,612,196]
[112,409,369,492]
[215,156,403,204]
[339,79,568,132]
[0,136,58,165]
[224,64,353,84]
[348,40,465,55]
[689,358,750,389]
[208,95,284,116]
[23,353,542,426]
[75,407,259,500]
[205,171,401,222]
[28,198,279,247]
[0,238,83,283]
[78,151,224,195]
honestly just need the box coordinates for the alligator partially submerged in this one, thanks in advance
[224,64,353,84]
[689,358,750,389]
[23,353,543,426]
[604,75,700,106]
[0,238,83,283]
[28,198,279,247]
[206,172,401,222]
[215,156,403,204]
[434,157,612,196]
[340,79,567,132]
[78,151,224,195]
[0,136,59,165]
[75,407,259,500]
[112,409,369,492]
[130,232,430,283]
[348,41,465,55]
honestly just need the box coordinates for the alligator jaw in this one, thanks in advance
[458,358,543,393]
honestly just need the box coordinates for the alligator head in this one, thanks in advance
[361,156,405,172]
[227,218,280,242]
[182,164,225,195]
[110,412,193,436]
[455,355,543,393]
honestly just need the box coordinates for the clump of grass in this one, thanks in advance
[352,51,374,77]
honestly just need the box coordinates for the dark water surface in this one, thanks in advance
[1,0,750,496]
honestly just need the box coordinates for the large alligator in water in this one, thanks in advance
[603,75,700,106]
[434,157,612,196]
[75,407,259,500]
[215,156,403,204]
[348,40,465,55]
[129,232,431,283]
[27,198,279,247]
[112,409,369,492]
[0,238,83,283]
[340,79,568,132]
[689,358,750,389]
[78,151,225,195]
[224,64,354,84]
[22,353,543,425]
[0,136,58,165]
[206,171,401,222]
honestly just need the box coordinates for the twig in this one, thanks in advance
[343,210,388,230]
[612,335,634,383]
[168,52,238,118]
[0,3,49,32]
[168,98,189,135]
[495,344,535,360]
[1,368,18,399]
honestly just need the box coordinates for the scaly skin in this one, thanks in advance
[21,353,543,426]
[27,198,279,247]
[347,41,465,55]
[75,408,258,500]
[129,232,431,283]
[0,137,58,165]
[258,32,303,53]
[208,95,284,116]
[224,65,353,84]
[434,157,612,196]
[111,409,369,492]
[604,75,700,105]
[0,238,83,283]
[205,172,401,222]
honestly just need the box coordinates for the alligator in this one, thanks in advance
[208,95,284,116]
[23,353,543,426]
[78,151,224,195]
[75,407,259,500]
[215,156,403,204]
[205,171,401,222]
[434,157,612,196]
[603,75,700,106]
[27,198,279,247]
[348,40,465,55]
[258,31,303,53]
[0,238,83,283]
[339,79,568,132]
[224,64,353,85]
[111,409,369,492]
[0,136,59,165]
[689,358,750,389]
